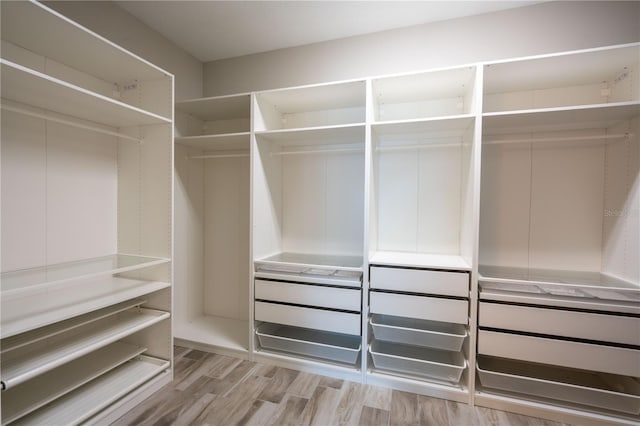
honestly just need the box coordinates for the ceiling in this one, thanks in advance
[116,1,540,63]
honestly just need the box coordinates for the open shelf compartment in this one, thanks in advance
[256,322,361,366]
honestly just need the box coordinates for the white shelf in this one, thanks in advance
[255,252,364,273]
[12,355,169,426]
[482,102,640,134]
[257,80,365,114]
[255,123,366,146]
[175,132,250,151]
[1,254,170,295]
[1,276,170,339]
[0,59,171,127]
[373,114,475,137]
[1,308,169,389]
[1,298,146,354]
[174,315,249,353]
[175,95,250,122]
[370,251,471,271]
[1,0,168,84]
[1,341,145,424]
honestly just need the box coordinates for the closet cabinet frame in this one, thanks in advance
[174,93,252,358]
[0,1,174,424]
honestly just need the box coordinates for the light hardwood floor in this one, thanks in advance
[112,346,569,426]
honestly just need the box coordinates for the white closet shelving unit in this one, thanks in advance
[477,43,640,425]
[365,66,481,402]
[174,94,251,356]
[251,81,366,379]
[0,1,173,424]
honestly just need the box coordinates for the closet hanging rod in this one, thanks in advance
[483,133,632,146]
[272,147,364,156]
[0,103,143,143]
[376,142,466,152]
[189,153,249,159]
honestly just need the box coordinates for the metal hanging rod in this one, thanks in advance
[272,147,364,156]
[376,142,465,152]
[189,153,249,159]
[483,133,632,146]
[1,103,143,143]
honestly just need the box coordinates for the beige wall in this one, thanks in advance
[45,1,203,101]
[204,1,640,96]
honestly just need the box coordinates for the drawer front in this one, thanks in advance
[370,267,468,297]
[478,330,640,378]
[369,292,468,324]
[255,279,361,311]
[480,302,640,346]
[255,301,361,335]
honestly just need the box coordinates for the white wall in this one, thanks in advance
[45,0,202,100]
[204,1,640,96]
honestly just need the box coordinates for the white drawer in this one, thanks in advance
[254,301,361,335]
[369,292,468,325]
[370,267,468,297]
[255,279,360,311]
[478,330,640,378]
[479,302,640,346]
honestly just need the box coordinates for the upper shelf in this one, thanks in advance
[0,60,171,128]
[1,0,170,84]
[373,66,477,122]
[254,80,366,131]
[256,123,366,148]
[483,101,640,134]
[175,94,250,122]
[484,44,639,113]
[373,115,475,146]
[175,132,250,150]
[370,251,471,271]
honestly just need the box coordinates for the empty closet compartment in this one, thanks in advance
[255,301,360,336]
[256,323,361,365]
[175,94,250,140]
[369,291,468,325]
[369,340,466,384]
[255,279,361,311]
[253,125,365,269]
[372,66,477,122]
[369,116,477,270]
[369,266,469,297]
[478,330,640,378]
[254,80,365,131]
[483,44,639,113]
[479,301,640,346]
[476,356,640,416]
[369,314,467,352]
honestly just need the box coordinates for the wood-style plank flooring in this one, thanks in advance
[112,346,569,426]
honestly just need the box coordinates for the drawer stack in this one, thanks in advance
[477,292,640,417]
[253,266,362,367]
[368,266,470,386]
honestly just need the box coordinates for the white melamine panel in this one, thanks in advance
[175,133,250,151]
[373,66,476,121]
[478,143,531,268]
[13,356,169,426]
[1,341,145,424]
[175,94,250,122]
[484,44,639,112]
[369,252,471,271]
[174,316,249,353]
[254,280,360,311]
[529,143,604,272]
[603,118,640,284]
[204,156,250,321]
[479,302,640,346]
[0,308,168,389]
[1,111,46,271]
[1,277,169,339]
[369,292,468,325]
[254,301,360,335]
[1,60,170,127]
[45,123,117,264]
[478,330,640,378]
[369,267,469,297]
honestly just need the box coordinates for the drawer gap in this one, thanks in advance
[254,299,360,315]
[369,289,468,301]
